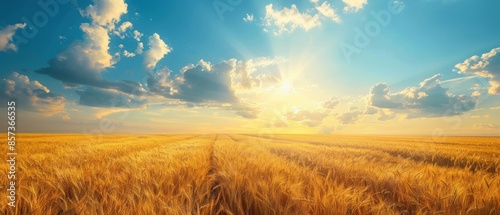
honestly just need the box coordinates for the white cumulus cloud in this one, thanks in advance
[316,2,341,23]
[263,4,321,35]
[0,23,26,52]
[243,14,254,22]
[79,23,114,70]
[454,47,500,94]
[118,21,133,32]
[367,74,477,118]
[1,72,67,117]
[133,30,143,41]
[136,42,144,54]
[113,21,133,38]
[83,0,128,30]
[144,33,171,70]
[343,0,368,12]
[123,50,135,57]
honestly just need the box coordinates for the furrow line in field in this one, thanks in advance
[225,135,399,214]
[242,134,500,153]
[380,149,498,174]
[202,134,227,214]
[242,134,498,174]
[20,134,200,157]
[227,134,239,143]
[236,135,447,213]
[21,135,204,173]
[87,134,203,158]
[261,146,411,213]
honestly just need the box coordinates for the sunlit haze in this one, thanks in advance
[1,0,499,135]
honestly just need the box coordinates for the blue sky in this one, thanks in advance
[1,0,499,135]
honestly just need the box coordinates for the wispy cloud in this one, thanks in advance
[454,47,500,94]
[316,2,341,23]
[367,74,477,118]
[113,21,133,38]
[285,108,329,127]
[77,87,147,108]
[262,1,344,35]
[337,106,362,124]
[243,14,254,22]
[0,23,26,52]
[473,123,499,129]
[343,0,368,12]
[263,4,321,35]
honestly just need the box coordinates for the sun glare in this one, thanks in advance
[279,81,293,94]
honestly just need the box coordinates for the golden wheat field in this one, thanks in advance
[1,134,499,214]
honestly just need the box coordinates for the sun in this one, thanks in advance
[279,81,294,94]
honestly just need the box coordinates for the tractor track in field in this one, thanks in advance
[204,134,228,214]
[207,135,219,182]
[244,134,498,174]
[243,138,416,213]
[232,134,414,214]
[269,147,418,213]
[227,134,239,143]
[237,135,499,213]
[92,134,205,161]
[34,135,206,170]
